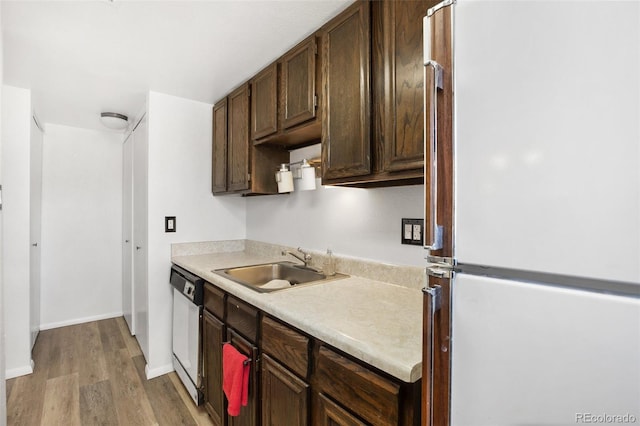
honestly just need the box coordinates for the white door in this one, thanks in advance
[133,115,149,361]
[122,133,134,334]
[29,116,43,348]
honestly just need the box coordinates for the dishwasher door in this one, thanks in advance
[172,287,202,404]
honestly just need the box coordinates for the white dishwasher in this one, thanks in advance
[170,265,204,405]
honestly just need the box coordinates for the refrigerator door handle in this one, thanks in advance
[427,266,453,281]
[422,280,443,426]
[424,14,445,251]
[423,284,442,312]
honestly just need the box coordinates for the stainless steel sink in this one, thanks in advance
[213,261,346,293]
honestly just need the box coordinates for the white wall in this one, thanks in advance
[40,124,123,329]
[1,85,33,378]
[144,91,246,376]
[246,145,425,267]
[0,7,7,422]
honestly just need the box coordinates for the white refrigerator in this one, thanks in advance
[422,1,640,425]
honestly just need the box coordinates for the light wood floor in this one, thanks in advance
[6,317,214,426]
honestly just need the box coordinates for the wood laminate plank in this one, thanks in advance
[167,373,214,426]
[32,328,53,373]
[105,348,158,425]
[76,321,109,387]
[97,318,126,353]
[47,324,79,379]
[6,373,46,425]
[7,329,52,425]
[7,318,206,426]
[132,355,198,426]
[116,316,143,358]
[6,376,15,400]
[40,373,81,426]
[79,380,119,426]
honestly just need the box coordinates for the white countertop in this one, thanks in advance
[171,251,423,383]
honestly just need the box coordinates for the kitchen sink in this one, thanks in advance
[213,261,347,293]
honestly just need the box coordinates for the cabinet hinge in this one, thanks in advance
[314,94,318,109]
[313,41,318,55]
[247,173,251,182]
[247,87,251,98]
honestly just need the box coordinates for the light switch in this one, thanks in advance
[404,223,413,240]
[165,216,176,233]
[401,218,424,246]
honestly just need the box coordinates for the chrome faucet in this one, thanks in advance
[282,247,312,268]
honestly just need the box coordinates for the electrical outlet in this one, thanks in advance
[413,224,422,241]
[401,218,424,245]
[165,216,176,233]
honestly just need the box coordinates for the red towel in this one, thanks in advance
[222,343,250,416]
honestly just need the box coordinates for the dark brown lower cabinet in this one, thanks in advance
[203,310,225,426]
[316,393,366,426]
[226,328,259,426]
[201,282,420,426]
[316,346,400,426]
[261,354,309,426]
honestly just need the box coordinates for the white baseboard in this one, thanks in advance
[39,311,123,330]
[145,362,174,380]
[6,359,34,379]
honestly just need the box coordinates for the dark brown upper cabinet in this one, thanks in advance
[321,0,430,187]
[251,34,322,148]
[321,0,371,182]
[282,36,318,130]
[375,0,433,174]
[212,82,288,196]
[228,83,251,192]
[212,98,228,194]
[251,62,279,140]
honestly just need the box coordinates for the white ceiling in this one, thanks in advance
[2,0,351,131]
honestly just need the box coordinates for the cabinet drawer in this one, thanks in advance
[204,283,225,320]
[226,296,258,342]
[261,316,309,379]
[316,346,400,426]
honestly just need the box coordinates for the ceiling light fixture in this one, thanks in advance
[100,112,129,130]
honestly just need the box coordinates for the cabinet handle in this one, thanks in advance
[125,239,130,243]
[136,246,142,250]
[221,341,252,365]
[32,242,38,247]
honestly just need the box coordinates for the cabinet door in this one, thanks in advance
[212,98,228,193]
[226,329,259,426]
[316,393,367,426]
[261,354,309,426]
[203,310,225,426]
[282,36,317,129]
[251,63,278,141]
[316,346,399,426]
[321,1,371,181]
[228,83,251,192]
[376,0,432,173]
